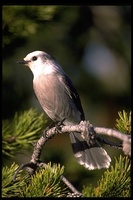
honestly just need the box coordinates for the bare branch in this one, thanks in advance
[61,175,82,197]
[94,126,131,156]
[29,120,131,166]
[26,120,130,173]
[13,120,131,196]
[94,127,130,142]
[43,121,130,154]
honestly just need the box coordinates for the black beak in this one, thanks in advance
[17,60,28,64]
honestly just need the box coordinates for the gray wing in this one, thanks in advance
[59,75,111,170]
[59,74,85,121]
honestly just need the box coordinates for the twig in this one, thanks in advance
[61,175,82,197]
[94,126,131,156]
[94,127,130,142]
[96,135,122,149]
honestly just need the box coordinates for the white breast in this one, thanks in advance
[30,63,56,79]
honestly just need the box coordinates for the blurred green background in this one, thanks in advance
[2,5,131,190]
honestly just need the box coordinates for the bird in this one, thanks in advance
[18,50,111,170]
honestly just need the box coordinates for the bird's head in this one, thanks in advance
[17,50,63,76]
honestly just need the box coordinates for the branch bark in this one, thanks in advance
[13,120,131,197]
[27,120,131,173]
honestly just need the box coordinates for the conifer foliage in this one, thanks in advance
[2,109,131,197]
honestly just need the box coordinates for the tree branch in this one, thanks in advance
[94,126,131,156]
[13,120,131,197]
[28,120,130,169]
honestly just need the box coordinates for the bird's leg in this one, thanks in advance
[55,118,66,133]
[46,120,55,130]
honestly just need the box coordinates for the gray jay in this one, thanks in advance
[18,50,111,170]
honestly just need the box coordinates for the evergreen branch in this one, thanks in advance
[13,118,131,197]
[82,155,131,197]
[3,109,130,197]
[2,163,28,197]
[2,162,68,197]
[21,163,68,197]
[115,110,131,134]
[2,108,47,158]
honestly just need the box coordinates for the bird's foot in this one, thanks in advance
[55,118,66,133]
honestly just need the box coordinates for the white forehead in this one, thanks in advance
[24,51,47,60]
[23,50,64,76]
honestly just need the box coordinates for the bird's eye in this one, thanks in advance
[32,56,37,61]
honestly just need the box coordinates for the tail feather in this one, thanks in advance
[69,132,111,170]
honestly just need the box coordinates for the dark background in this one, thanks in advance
[2,5,131,190]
